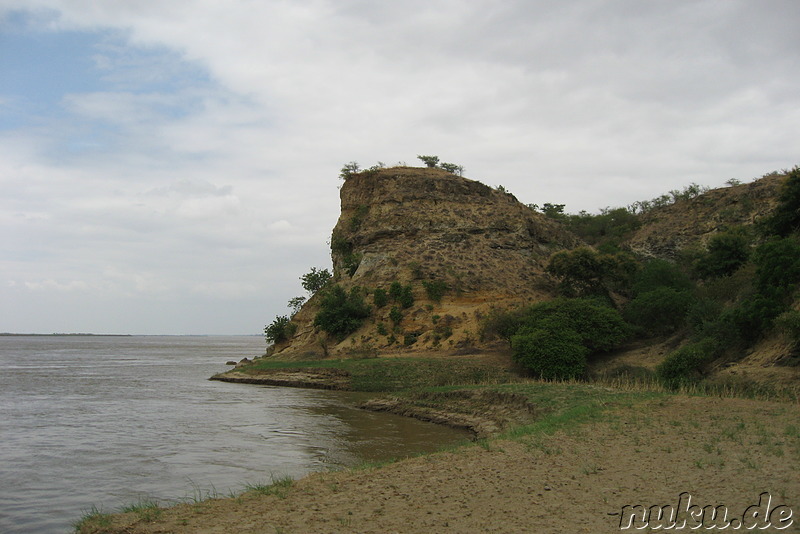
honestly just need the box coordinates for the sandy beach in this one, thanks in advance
[77,392,799,533]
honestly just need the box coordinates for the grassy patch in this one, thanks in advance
[243,475,294,499]
[119,498,162,522]
[244,357,517,392]
[73,505,112,533]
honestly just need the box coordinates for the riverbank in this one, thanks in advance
[76,374,800,533]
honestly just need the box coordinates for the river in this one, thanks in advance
[0,335,468,533]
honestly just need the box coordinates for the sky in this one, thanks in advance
[1,1,798,335]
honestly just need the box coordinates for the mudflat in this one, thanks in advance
[77,393,799,533]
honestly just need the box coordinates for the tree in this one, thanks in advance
[339,161,360,180]
[417,155,440,168]
[287,296,306,316]
[265,315,296,344]
[313,285,371,338]
[301,267,332,295]
[694,230,750,279]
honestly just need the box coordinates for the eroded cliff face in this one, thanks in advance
[625,174,784,259]
[273,167,580,358]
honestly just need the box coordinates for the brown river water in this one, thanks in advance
[0,335,469,533]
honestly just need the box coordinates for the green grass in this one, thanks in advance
[119,498,162,522]
[242,356,518,392]
[243,475,294,499]
[73,505,112,533]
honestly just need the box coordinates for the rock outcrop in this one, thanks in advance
[273,167,580,358]
[626,174,784,259]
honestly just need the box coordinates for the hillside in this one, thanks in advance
[261,164,798,389]
[272,166,579,358]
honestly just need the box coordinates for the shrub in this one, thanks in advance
[389,281,414,308]
[762,166,800,236]
[422,280,448,302]
[265,315,296,344]
[694,230,750,279]
[753,237,800,292]
[389,306,403,324]
[300,267,332,295]
[632,259,693,295]
[313,285,371,339]
[656,338,719,388]
[722,291,786,345]
[546,248,636,297]
[376,322,388,336]
[519,298,630,354]
[417,155,439,168]
[511,328,589,380]
[775,310,800,345]
[342,253,362,277]
[479,307,525,344]
[339,161,360,180]
[623,288,694,335]
[373,288,388,308]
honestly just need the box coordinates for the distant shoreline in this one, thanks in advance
[0,333,133,337]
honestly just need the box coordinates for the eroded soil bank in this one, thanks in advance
[77,392,799,533]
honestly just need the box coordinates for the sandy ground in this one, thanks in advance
[80,395,800,533]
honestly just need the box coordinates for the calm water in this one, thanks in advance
[0,335,468,533]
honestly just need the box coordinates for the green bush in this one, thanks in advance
[722,291,786,345]
[373,288,388,308]
[519,298,630,354]
[422,280,448,302]
[762,166,800,237]
[389,281,414,308]
[656,338,719,388]
[389,306,403,324]
[300,267,332,295]
[313,285,371,339]
[264,315,296,344]
[479,307,525,344]
[753,237,800,292]
[694,230,750,279]
[775,310,800,345]
[546,248,637,297]
[511,328,588,380]
[623,288,695,335]
[632,259,693,295]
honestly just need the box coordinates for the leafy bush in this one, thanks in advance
[373,288,388,308]
[479,307,524,344]
[422,280,448,302]
[313,285,371,339]
[511,328,589,380]
[264,315,297,344]
[656,338,719,388]
[775,310,800,345]
[389,306,403,324]
[721,291,786,345]
[546,248,636,297]
[761,166,800,236]
[339,161,360,180]
[694,230,750,279]
[519,298,630,353]
[632,259,693,295]
[624,288,694,335]
[753,237,800,292]
[417,155,439,168]
[300,267,332,295]
[389,281,414,308]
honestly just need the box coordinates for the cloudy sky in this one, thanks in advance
[1,1,798,335]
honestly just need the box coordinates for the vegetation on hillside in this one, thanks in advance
[266,162,798,391]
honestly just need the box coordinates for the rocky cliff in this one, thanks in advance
[273,166,580,358]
